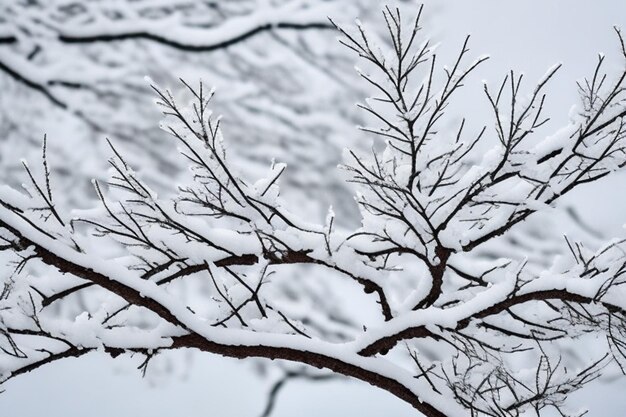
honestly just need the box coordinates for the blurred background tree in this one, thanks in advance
[1,0,414,223]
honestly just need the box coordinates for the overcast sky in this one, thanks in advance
[3,2,626,417]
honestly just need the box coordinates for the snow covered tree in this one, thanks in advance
[0,0,403,223]
[1,6,626,417]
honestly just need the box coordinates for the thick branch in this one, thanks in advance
[169,333,448,417]
[39,250,393,321]
[0,216,186,328]
[57,22,333,52]
[359,288,626,356]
